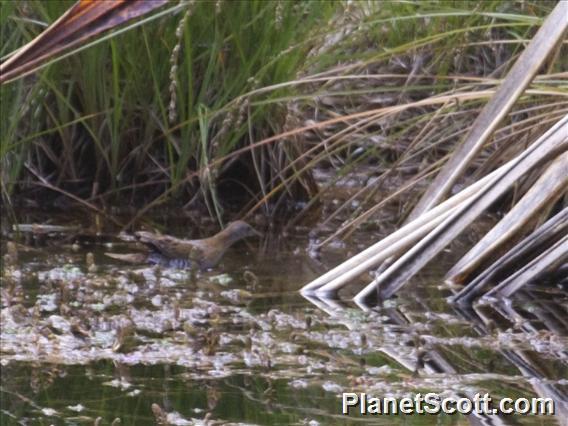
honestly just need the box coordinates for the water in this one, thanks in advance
[1,214,567,425]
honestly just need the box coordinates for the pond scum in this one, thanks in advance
[1,1,567,424]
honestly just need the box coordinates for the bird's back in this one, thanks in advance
[135,231,199,258]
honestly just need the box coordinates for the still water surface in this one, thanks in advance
[1,217,566,425]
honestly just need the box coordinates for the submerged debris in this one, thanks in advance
[1,221,566,424]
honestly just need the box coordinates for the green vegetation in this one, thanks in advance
[1,1,564,227]
[1,3,566,422]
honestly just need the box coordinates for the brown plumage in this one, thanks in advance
[106,220,261,269]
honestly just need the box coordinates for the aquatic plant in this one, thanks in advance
[1,0,338,221]
[1,1,564,302]
[299,2,567,302]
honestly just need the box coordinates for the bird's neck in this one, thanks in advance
[212,227,243,248]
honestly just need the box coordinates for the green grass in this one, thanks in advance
[1,0,563,226]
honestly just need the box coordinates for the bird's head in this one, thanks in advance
[224,220,262,241]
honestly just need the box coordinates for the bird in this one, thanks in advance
[105,220,261,269]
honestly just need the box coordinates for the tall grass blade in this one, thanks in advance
[0,0,169,84]
[354,116,567,303]
[485,233,568,298]
[446,152,568,284]
[408,1,568,220]
[452,207,568,303]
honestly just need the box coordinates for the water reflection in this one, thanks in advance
[303,288,567,425]
[1,219,566,425]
